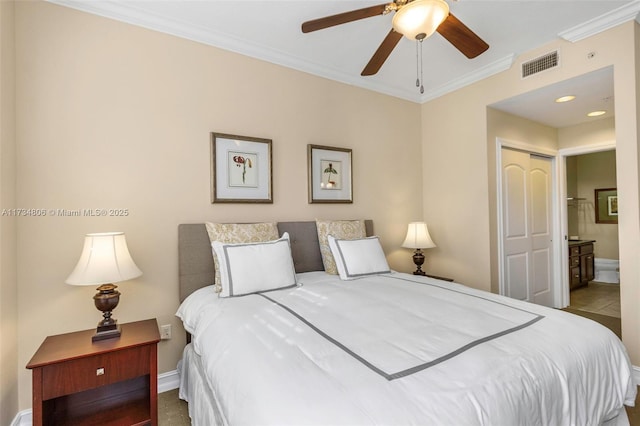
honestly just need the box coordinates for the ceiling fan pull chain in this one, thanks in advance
[419,39,424,94]
[415,40,420,88]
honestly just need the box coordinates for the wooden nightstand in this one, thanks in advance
[26,319,160,426]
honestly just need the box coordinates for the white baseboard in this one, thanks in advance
[159,368,180,393]
[11,369,180,426]
[11,409,30,426]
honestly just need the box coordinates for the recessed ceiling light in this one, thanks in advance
[587,110,606,117]
[555,95,576,103]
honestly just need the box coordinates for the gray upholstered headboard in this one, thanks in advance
[178,220,373,302]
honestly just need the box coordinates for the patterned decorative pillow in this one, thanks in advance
[315,219,366,274]
[205,222,279,292]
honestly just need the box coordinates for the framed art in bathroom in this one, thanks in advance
[595,188,617,224]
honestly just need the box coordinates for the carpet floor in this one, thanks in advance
[158,389,190,426]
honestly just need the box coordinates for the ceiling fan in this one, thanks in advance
[301,0,489,77]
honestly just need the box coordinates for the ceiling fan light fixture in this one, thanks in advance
[392,0,450,41]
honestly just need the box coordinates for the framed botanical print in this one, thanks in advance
[211,133,272,203]
[307,144,353,203]
[595,188,617,224]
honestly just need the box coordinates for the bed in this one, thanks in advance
[176,220,636,425]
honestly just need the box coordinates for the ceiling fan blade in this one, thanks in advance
[436,13,489,59]
[361,29,403,76]
[302,3,389,33]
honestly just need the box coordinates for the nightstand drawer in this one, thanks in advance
[42,345,150,400]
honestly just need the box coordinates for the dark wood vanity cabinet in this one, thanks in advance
[569,240,595,290]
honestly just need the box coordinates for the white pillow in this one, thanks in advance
[328,235,390,280]
[212,233,297,297]
[316,219,366,274]
[205,222,279,293]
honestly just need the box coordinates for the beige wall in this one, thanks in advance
[558,116,616,149]
[14,2,423,410]
[0,1,18,424]
[570,150,619,259]
[567,156,579,237]
[623,21,640,351]
[422,22,640,365]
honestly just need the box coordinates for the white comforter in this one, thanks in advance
[178,272,636,425]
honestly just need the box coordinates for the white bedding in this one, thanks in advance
[177,271,636,425]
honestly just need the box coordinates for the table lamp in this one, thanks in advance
[402,222,436,275]
[66,232,142,342]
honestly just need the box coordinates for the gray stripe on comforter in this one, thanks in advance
[257,280,544,381]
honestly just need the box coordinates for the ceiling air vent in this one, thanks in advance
[521,51,559,78]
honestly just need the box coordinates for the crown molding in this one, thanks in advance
[559,0,640,42]
[41,0,499,103]
[47,0,635,104]
[46,0,422,103]
[420,54,515,102]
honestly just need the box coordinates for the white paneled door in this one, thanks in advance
[501,148,554,307]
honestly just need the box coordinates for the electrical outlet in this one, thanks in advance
[160,324,172,340]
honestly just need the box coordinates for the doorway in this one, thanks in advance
[490,68,617,312]
[561,147,619,318]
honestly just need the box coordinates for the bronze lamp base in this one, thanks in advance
[411,249,426,276]
[92,283,121,342]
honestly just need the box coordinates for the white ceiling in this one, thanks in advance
[50,0,638,126]
[491,66,615,128]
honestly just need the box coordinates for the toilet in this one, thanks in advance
[594,258,620,284]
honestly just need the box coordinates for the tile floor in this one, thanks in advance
[569,281,620,318]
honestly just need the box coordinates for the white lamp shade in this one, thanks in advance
[66,232,142,286]
[402,222,436,249]
[392,0,449,41]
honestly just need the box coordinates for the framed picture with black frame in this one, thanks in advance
[595,188,617,224]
